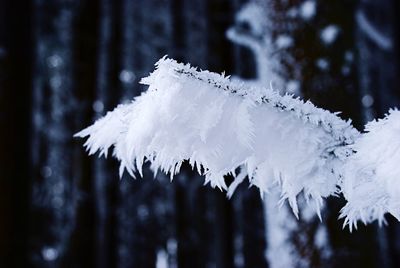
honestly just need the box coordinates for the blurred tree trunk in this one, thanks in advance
[229,1,332,267]
[356,0,400,267]
[356,0,400,118]
[289,0,382,267]
[115,1,176,267]
[229,0,393,267]
[169,1,237,267]
[92,0,118,267]
[29,0,81,267]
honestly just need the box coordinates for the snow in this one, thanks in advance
[156,249,168,268]
[276,35,293,49]
[226,2,286,95]
[286,80,300,94]
[227,4,330,265]
[42,247,59,261]
[119,69,136,84]
[166,238,177,268]
[341,51,353,76]
[314,225,329,249]
[320,25,340,45]
[361,94,374,108]
[76,57,360,218]
[316,58,329,71]
[235,2,267,37]
[51,196,64,209]
[47,54,63,68]
[234,255,244,267]
[50,75,62,89]
[356,10,393,51]
[167,239,177,256]
[92,100,104,113]
[341,110,400,230]
[299,1,316,20]
[264,190,299,268]
[76,57,400,229]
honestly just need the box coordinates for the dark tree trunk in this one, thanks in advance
[0,1,32,267]
[91,0,119,267]
[115,1,175,267]
[356,0,400,267]
[29,0,81,267]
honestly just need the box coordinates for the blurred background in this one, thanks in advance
[1,0,400,267]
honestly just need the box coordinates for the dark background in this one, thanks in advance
[0,0,400,267]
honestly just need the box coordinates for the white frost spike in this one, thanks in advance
[341,109,400,230]
[76,57,360,217]
[75,104,132,158]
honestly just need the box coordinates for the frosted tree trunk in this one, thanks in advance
[264,0,383,266]
[292,0,381,266]
[30,0,79,266]
[228,1,332,267]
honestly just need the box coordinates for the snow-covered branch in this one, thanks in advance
[76,57,399,228]
[341,109,400,230]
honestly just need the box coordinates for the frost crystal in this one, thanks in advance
[76,57,361,219]
[75,57,400,229]
[340,110,400,230]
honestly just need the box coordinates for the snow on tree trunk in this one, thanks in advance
[263,0,383,266]
[227,2,331,267]
[264,191,332,268]
[30,0,79,265]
